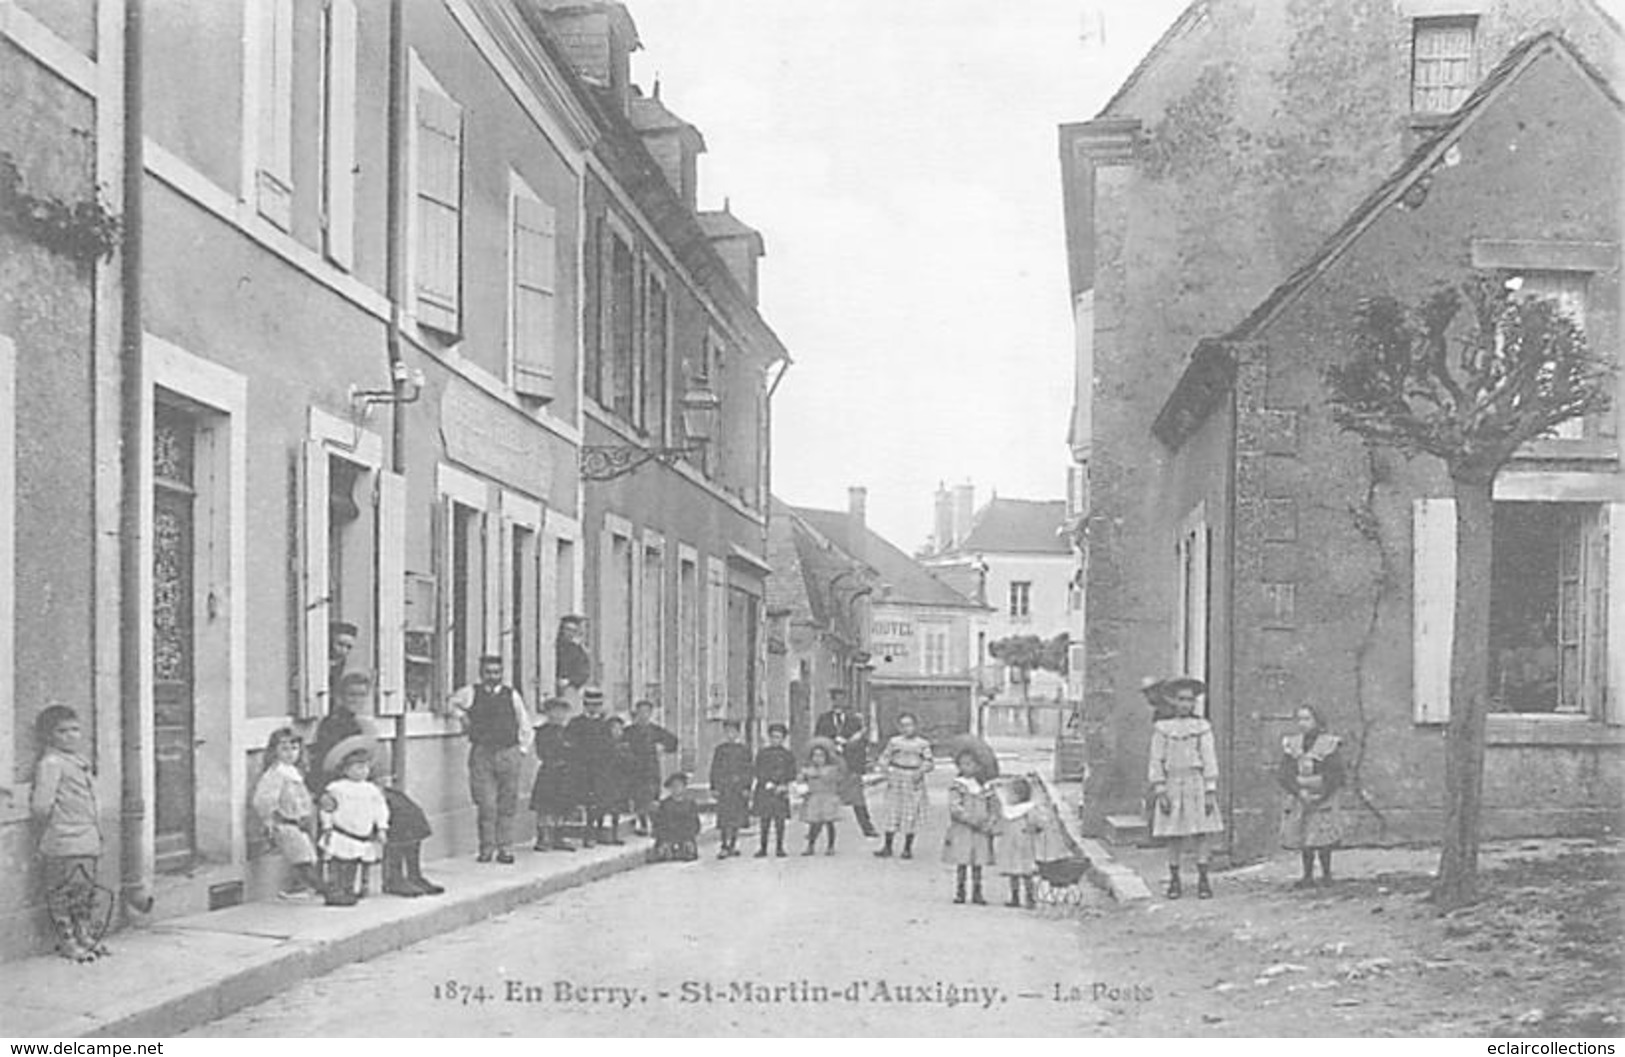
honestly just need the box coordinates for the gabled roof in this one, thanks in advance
[955,498,1070,556]
[697,207,766,256]
[1151,32,1623,450]
[1097,0,1212,118]
[627,85,707,150]
[791,506,986,611]
[1224,32,1622,345]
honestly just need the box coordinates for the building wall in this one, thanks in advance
[0,19,102,958]
[977,552,1074,699]
[1073,0,1621,849]
[1157,45,1624,859]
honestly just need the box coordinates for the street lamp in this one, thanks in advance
[580,384,720,482]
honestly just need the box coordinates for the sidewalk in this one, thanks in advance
[1,838,672,1038]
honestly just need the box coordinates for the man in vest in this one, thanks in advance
[814,687,879,837]
[451,654,532,863]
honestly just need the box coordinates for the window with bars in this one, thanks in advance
[415,85,464,336]
[1412,18,1477,114]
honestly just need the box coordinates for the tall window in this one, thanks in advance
[448,502,484,691]
[1008,581,1032,619]
[643,270,669,439]
[642,541,665,708]
[923,623,949,676]
[510,181,558,402]
[1514,271,1591,441]
[414,76,464,336]
[1412,18,1476,114]
[606,232,636,418]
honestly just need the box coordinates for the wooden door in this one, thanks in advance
[152,405,197,873]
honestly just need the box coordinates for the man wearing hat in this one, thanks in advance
[565,687,617,846]
[813,687,878,837]
[450,654,533,863]
[555,616,592,709]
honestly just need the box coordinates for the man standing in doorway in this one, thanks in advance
[451,654,532,863]
[815,687,878,837]
[555,616,592,709]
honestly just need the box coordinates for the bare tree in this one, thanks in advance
[1325,272,1613,909]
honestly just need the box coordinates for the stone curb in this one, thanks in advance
[81,838,686,1039]
[1031,773,1153,903]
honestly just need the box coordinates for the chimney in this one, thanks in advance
[525,1,640,114]
[933,482,953,555]
[697,201,766,304]
[952,483,975,549]
[628,82,706,209]
[848,486,868,562]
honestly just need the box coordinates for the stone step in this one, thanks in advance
[1104,813,1150,846]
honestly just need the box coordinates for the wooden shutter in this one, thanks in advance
[1604,503,1624,724]
[512,195,557,400]
[375,470,406,715]
[299,442,331,718]
[415,88,463,335]
[322,0,358,270]
[256,0,295,229]
[1413,497,1456,724]
[706,556,727,719]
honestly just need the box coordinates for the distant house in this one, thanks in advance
[780,488,988,746]
[922,487,1075,727]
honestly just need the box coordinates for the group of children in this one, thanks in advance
[942,750,1068,908]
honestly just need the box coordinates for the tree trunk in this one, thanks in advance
[1434,474,1496,909]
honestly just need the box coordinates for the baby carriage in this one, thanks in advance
[1034,855,1094,909]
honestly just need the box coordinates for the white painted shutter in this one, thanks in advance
[494,513,513,667]
[512,195,557,400]
[1413,497,1456,724]
[438,494,457,699]
[1605,503,1624,724]
[1190,520,1209,688]
[299,441,331,718]
[256,0,295,229]
[322,0,358,270]
[415,88,463,334]
[375,470,406,715]
[706,556,727,718]
[483,505,501,659]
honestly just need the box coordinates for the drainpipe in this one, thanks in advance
[384,0,409,787]
[118,0,155,915]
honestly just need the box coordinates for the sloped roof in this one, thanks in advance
[627,85,707,149]
[1152,32,1623,449]
[1225,32,1622,344]
[1097,0,1212,118]
[957,498,1069,555]
[792,506,986,611]
[697,207,766,256]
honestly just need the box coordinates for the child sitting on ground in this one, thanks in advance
[252,727,326,901]
[318,738,390,906]
[648,772,700,862]
[31,706,110,961]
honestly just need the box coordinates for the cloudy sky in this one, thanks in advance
[630,0,1188,552]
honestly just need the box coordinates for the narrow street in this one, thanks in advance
[187,768,1119,1037]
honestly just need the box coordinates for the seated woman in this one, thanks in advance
[311,672,443,896]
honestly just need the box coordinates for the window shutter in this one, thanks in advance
[1605,503,1624,724]
[415,88,463,335]
[299,441,331,718]
[1413,497,1456,724]
[375,470,406,715]
[322,0,358,270]
[706,557,727,719]
[512,195,557,400]
[437,494,456,702]
[256,0,295,229]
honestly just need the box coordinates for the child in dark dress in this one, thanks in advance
[530,698,577,852]
[708,719,753,859]
[648,772,701,862]
[752,723,797,858]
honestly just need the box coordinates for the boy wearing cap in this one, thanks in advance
[751,723,797,858]
[566,687,616,846]
[318,741,390,906]
[450,655,533,864]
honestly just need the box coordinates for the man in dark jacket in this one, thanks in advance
[814,688,877,836]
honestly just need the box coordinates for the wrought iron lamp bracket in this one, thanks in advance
[579,443,703,482]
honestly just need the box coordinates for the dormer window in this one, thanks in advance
[1412,17,1477,114]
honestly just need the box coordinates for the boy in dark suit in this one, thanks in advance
[751,723,797,858]
[648,772,700,862]
[707,719,752,858]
